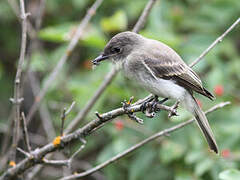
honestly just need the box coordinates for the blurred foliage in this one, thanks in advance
[0,0,240,179]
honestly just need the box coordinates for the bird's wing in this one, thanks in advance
[142,51,214,100]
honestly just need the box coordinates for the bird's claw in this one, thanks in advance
[168,101,180,118]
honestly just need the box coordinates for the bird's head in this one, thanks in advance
[92,31,142,66]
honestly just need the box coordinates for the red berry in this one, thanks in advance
[214,85,224,96]
[221,149,230,158]
[114,120,124,131]
[196,99,202,108]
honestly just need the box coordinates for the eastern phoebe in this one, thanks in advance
[92,31,218,153]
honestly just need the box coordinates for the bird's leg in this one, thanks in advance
[140,96,155,113]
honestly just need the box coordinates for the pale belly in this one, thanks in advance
[127,71,187,101]
[143,78,187,101]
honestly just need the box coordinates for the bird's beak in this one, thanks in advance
[92,54,109,65]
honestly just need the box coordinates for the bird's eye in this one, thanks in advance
[111,47,121,53]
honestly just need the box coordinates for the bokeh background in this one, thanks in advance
[1,0,240,179]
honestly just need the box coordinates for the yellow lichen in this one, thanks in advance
[53,136,61,147]
[9,161,16,167]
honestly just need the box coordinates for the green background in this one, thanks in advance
[0,0,240,179]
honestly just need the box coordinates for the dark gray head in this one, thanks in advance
[92,31,142,65]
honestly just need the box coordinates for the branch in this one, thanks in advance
[60,102,230,180]
[0,95,183,179]
[64,0,158,134]
[61,101,76,136]
[25,0,104,124]
[9,0,29,162]
[64,68,118,133]
[7,0,36,39]
[0,97,230,179]
[20,112,31,152]
[132,0,157,33]
[170,17,240,114]
[189,17,240,67]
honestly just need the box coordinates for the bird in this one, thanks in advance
[92,31,218,153]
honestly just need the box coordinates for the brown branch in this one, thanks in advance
[7,0,36,39]
[9,0,29,162]
[43,139,86,170]
[60,102,230,180]
[28,71,57,140]
[61,102,76,136]
[64,0,158,134]
[132,0,157,33]
[189,17,240,67]
[35,0,46,30]
[25,0,104,124]
[20,113,31,152]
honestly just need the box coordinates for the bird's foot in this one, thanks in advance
[168,101,180,118]
[140,96,169,118]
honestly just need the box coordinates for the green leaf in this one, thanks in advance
[195,158,214,176]
[101,10,127,32]
[159,140,185,163]
[39,23,106,48]
[219,169,240,180]
[38,23,73,42]
[129,148,156,180]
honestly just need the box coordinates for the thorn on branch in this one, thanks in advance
[20,12,31,20]
[95,112,103,121]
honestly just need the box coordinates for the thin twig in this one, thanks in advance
[35,0,46,30]
[17,148,31,158]
[21,112,31,152]
[28,71,56,140]
[26,0,104,124]
[7,0,36,39]
[61,102,76,136]
[189,17,240,67]
[169,17,240,116]
[65,68,118,133]
[10,0,29,162]
[132,0,157,33]
[60,102,230,180]
[64,0,158,134]
[42,139,86,170]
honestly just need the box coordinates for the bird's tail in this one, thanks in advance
[184,94,218,154]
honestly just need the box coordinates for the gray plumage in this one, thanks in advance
[93,31,218,153]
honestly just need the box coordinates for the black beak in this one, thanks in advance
[92,54,109,65]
